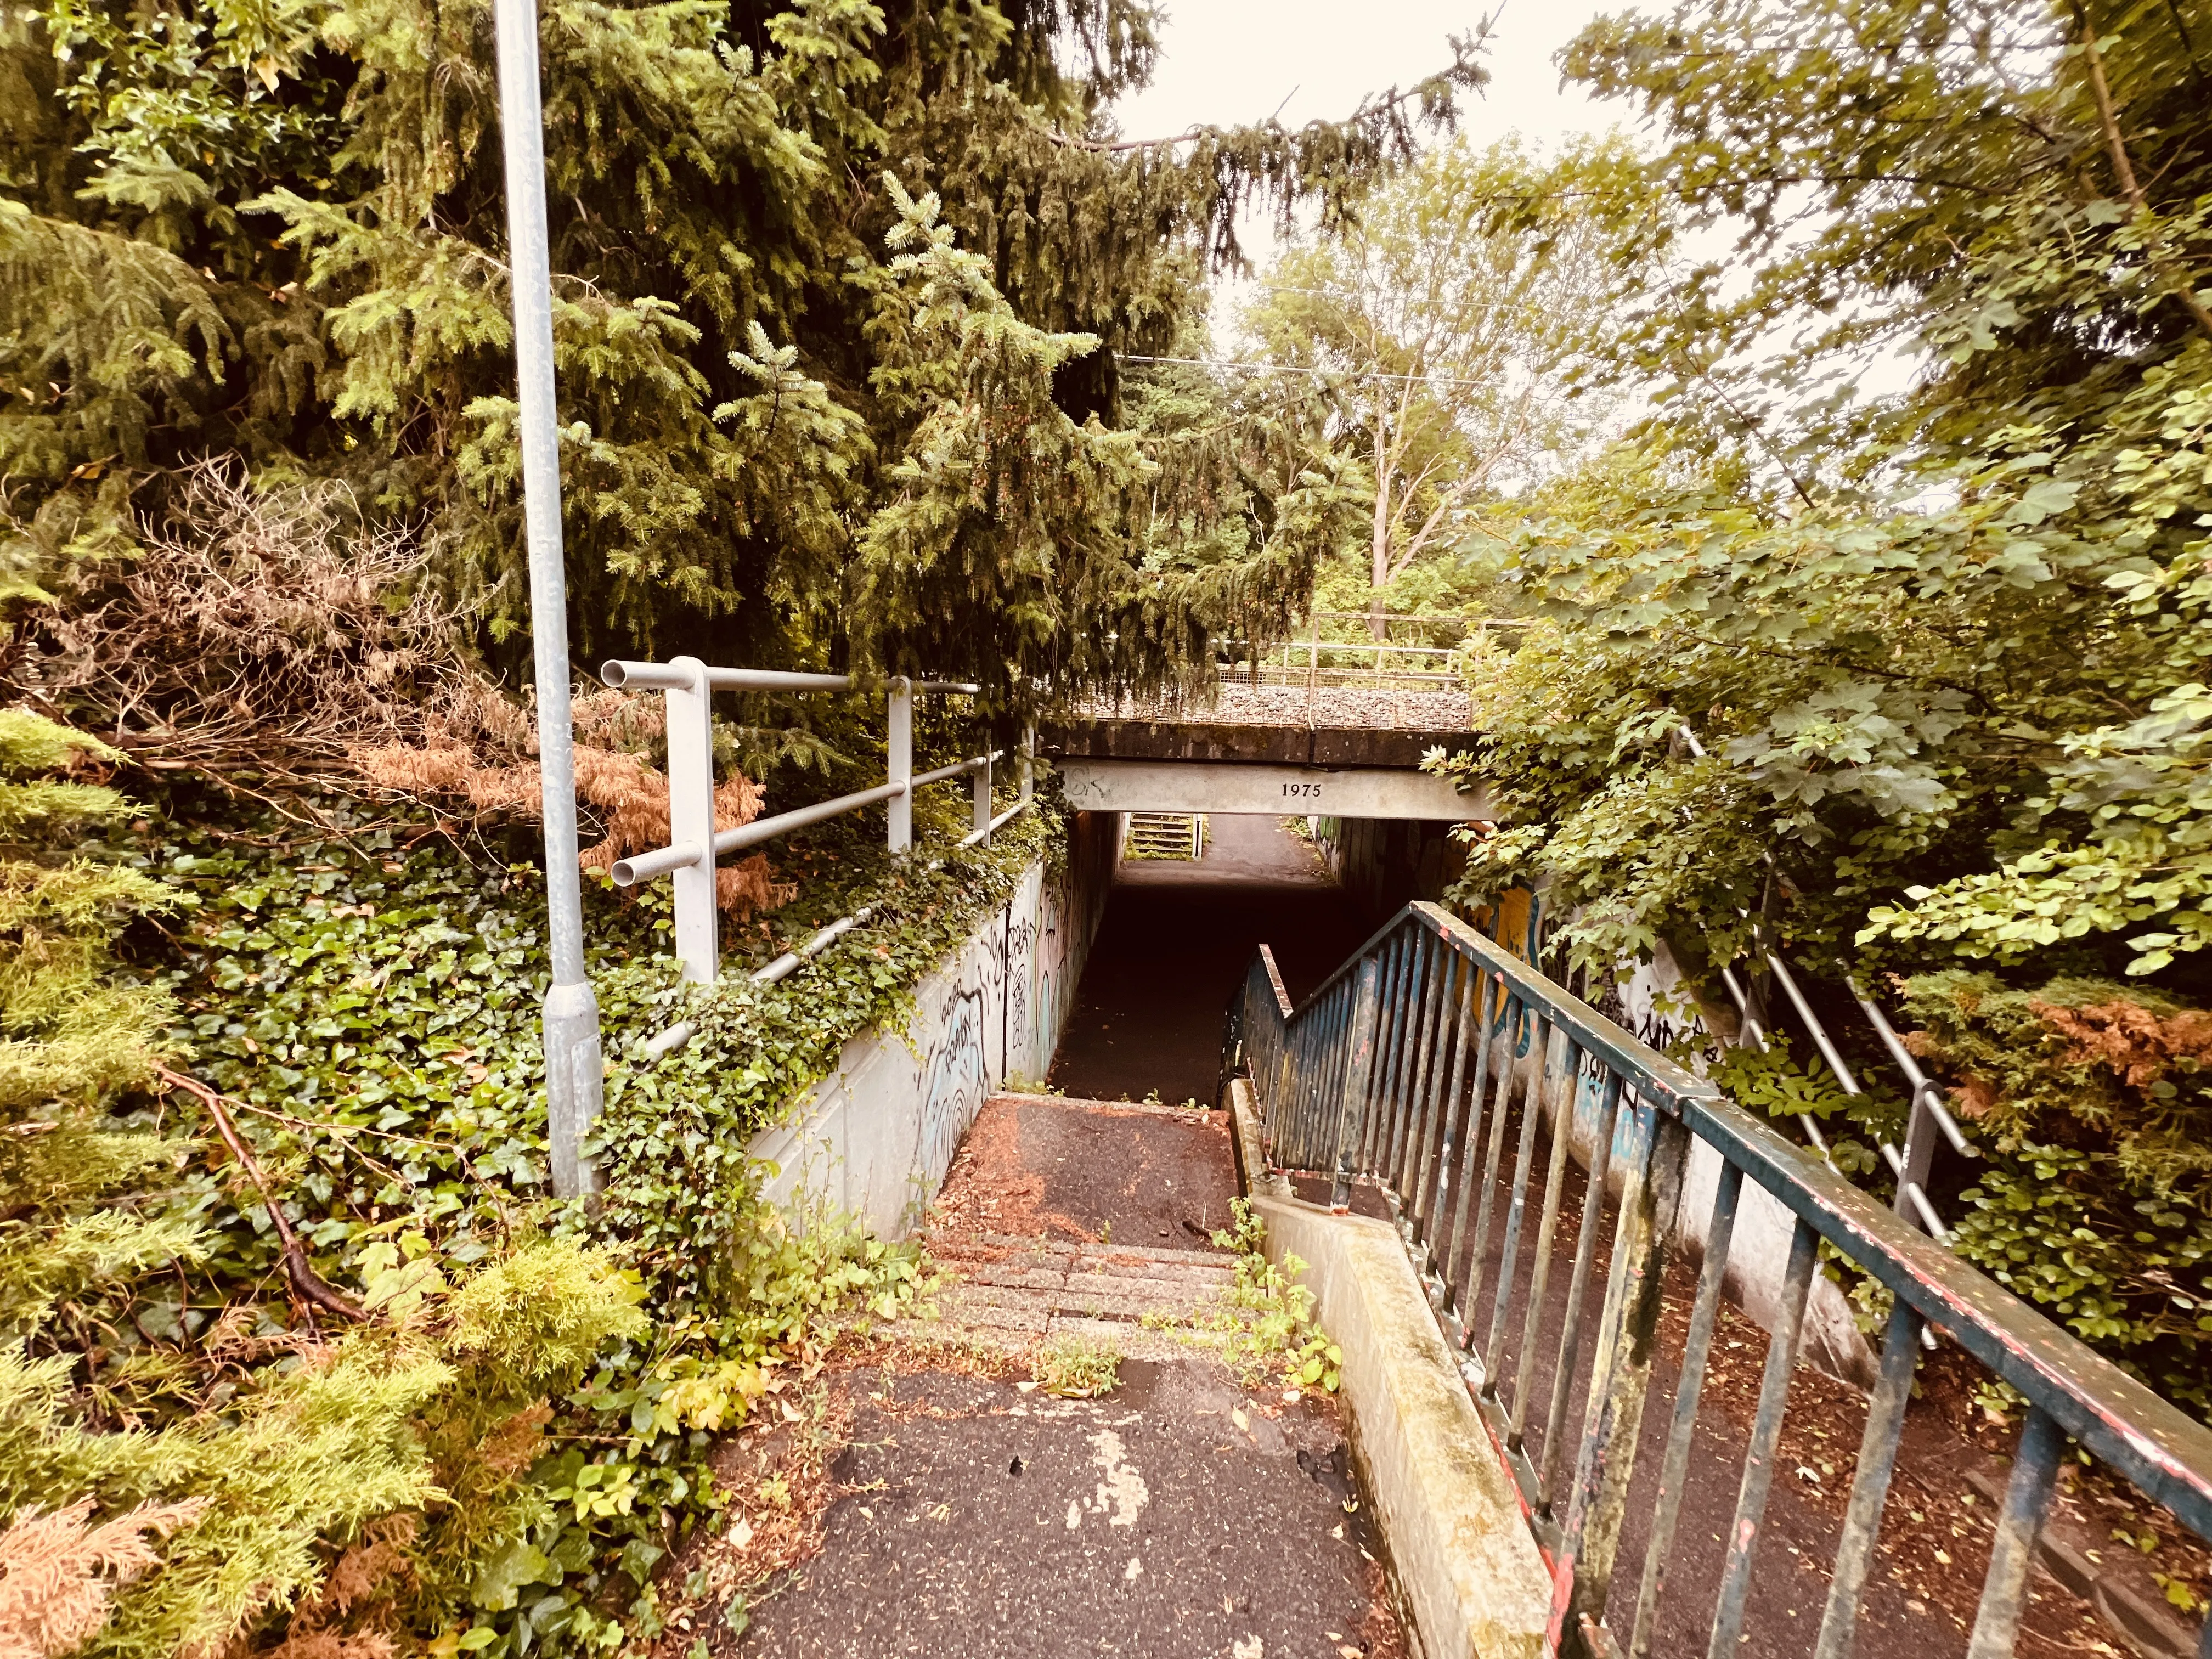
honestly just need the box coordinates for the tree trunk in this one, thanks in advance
[1370,470,1391,642]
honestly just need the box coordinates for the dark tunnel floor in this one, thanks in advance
[1047,815,1375,1105]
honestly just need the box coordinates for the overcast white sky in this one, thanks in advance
[1104,0,1641,333]
[1103,1,1926,403]
[1108,0,1629,160]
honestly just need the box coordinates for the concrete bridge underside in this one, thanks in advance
[1042,711,1494,821]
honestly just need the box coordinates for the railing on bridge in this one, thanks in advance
[599,658,1032,992]
[1223,900,2212,1659]
[1214,613,1534,691]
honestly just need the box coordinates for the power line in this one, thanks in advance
[1119,354,1498,391]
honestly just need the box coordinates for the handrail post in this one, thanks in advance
[1965,1406,2064,1659]
[972,751,993,844]
[664,654,717,983]
[887,676,913,855]
[1019,720,1035,805]
[1333,956,1383,1208]
[492,0,601,1198]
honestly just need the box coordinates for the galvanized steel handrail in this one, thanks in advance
[1224,899,2212,1659]
[597,655,1032,986]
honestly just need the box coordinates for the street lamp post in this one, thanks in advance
[492,0,603,1198]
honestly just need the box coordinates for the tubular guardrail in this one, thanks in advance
[1223,900,2212,1659]
[598,656,1032,985]
[1671,721,1968,1253]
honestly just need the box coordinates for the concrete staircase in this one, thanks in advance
[885,1091,1247,1359]
[917,1228,1238,1358]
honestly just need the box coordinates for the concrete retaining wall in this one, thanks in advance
[1231,1082,1553,1659]
[749,810,1119,1238]
[1308,816,1468,921]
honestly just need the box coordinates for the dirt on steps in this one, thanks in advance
[930,1091,1243,1249]
[895,1093,1246,1360]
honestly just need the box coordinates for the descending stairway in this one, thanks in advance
[895,1092,1244,1358]
[922,1230,1236,1357]
[736,1090,1409,1656]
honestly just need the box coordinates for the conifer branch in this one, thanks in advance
[1042,42,1486,153]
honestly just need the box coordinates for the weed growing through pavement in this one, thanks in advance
[1207,1199,1342,1392]
[1034,1334,1121,1397]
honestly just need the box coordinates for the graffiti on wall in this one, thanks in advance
[1032,912,1060,1074]
[1005,913,1033,1080]
[754,816,1120,1238]
[918,984,988,1187]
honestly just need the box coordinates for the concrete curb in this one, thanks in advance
[1228,1081,1552,1659]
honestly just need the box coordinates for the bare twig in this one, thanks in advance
[156,1065,369,1324]
[2070,3,2212,341]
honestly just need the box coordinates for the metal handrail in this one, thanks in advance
[596,655,1031,986]
[1224,899,2212,1659]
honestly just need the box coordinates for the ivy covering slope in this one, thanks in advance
[1423,0,2212,1419]
[22,750,1059,1659]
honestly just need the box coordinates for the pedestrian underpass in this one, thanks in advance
[573,646,2211,1659]
[715,810,2212,1659]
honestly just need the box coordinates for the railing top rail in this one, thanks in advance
[1681,1082,2212,1537]
[1286,901,1718,1112]
[1262,898,2212,1539]
[1255,943,1293,1021]
[600,659,981,696]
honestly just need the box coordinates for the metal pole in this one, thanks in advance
[972,752,992,844]
[664,656,717,983]
[493,0,602,1199]
[887,677,913,855]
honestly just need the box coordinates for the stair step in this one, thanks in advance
[927,1228,1232,1273]
[983,1090,1230,1124]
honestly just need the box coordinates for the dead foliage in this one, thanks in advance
[4,461,794,916]
[0,1497,207,1659]
[246,1514,420,1659]
[354,724,791,917]
[2028,997,2212,1093]
[7,464,456,778]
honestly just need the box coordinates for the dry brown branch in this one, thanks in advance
[155,1066,367,1325]
[0,1497,207,1659]
[4,461,800,918]
[2029,997,2212,1091]
[241,1513,419,1659]
[5,463,465,779]
[354,734,795,919]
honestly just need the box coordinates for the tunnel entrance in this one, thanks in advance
[1046,815,1374,1104]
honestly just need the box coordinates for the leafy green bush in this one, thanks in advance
[0,717,647,1659]
[92,782,1053,1656]
[1892,974,2212,1413]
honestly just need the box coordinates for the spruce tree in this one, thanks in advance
[1,0,1481,699]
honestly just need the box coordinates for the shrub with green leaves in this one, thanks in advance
[81,776,1046,1656]
[1415,0,2212,1423]
[0,715,644,1659]
[1889,973,2212,1413]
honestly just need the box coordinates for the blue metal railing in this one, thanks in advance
[1224,900,2212,1659]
